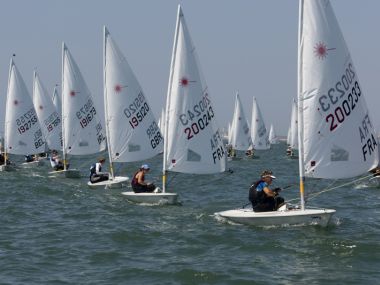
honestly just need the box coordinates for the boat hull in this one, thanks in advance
[48,169,81,178]
[215,207,336,227]
[121,191,178,205]
[87,176,129,189]
[21,160,45,168]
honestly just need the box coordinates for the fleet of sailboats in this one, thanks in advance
[1,1,378,229]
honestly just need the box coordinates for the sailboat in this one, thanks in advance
[250,96,270,150]
[158,108,165,135]
[90,27,163,188]
[123,5,226,204]
[33,71,62,154]
[268,124,279,144]
[228,92,251,159]
[50,43,106,178]
[2,58,46,171]
[287,99,298,158]
[216,0,378,226]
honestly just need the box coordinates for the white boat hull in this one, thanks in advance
[48,169,81,178]
[21,160,45,168]
[215,207,336,227]
[87,176,129,189]
[121,191,178,205]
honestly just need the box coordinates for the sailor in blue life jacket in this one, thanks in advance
[131,164,157,193]
[89,157,109,183]
[249,170,285,212]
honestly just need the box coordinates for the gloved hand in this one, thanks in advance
[273,187,282,196]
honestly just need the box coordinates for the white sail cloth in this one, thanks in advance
[164,6,226,174]
[299,0,378,178]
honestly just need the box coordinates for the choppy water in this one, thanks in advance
[1,142,379,284]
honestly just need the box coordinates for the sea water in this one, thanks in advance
[0,142,379,284]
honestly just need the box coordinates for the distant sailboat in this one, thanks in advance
[123,5,226,204]
[229,92,251,157]
[287,99,298,157]
[158,108,165,135]
[33,71,62,152]
[268,124,279,144]
[217,0,377,226]
[91,27,163,188]
[2,58,46,171]
[51,43,106,178]
[250,97,270,150]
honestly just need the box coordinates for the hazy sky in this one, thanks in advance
[1,0,379,136]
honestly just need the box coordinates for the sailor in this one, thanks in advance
[50,150,64,171]
[89,157,109,183]
[131,164,158,193]
[249,170,284,212]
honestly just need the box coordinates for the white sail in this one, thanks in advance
[52,85,61,117]
[33,72,62,151]
[62,43,106,155]
[290,99,298,149]
[229,93,251,151]
[164,5,226,174]
[158,108,165,135]
[5,59,45,155]
[268,124,278,144]
[250,97,270,150]
[104,27,162,163]
[299,0,378,178]
[227,123,232,145]
[286,127,291,145]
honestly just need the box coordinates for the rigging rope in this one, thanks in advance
[286,173,374,203]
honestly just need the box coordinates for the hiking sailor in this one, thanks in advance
[89,157,109,183]
[131,164,159,193]
[249,170,285,212]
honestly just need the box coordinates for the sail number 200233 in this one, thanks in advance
[325,81,361,132]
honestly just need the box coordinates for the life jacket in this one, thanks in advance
[249,180,265,204]
[131,170,141,186]
[90,163,97,176]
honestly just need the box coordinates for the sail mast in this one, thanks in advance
[297,0,306,211]
[163,5,181,193]
[103,27,115,179]
[4,58,13,166]
[61,43,68,171]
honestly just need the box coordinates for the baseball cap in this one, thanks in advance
[141,164,150,170]
[261,170,276,179]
